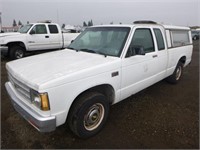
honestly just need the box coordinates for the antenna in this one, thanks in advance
[0,12,2,32]
[57,8,59,24]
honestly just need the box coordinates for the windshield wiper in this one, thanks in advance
[80,48,97,53]
[80,49,107,57]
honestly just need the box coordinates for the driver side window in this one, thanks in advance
[31,25,47,34]
[126,28,155,57]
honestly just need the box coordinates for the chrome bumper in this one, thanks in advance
[0,45,8,51]
[0,46,8,55]
[5,82,56,132]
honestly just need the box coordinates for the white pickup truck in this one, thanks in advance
[5,21,193,138]
[0,22,80,59]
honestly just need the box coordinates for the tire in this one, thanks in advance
[9,45,25,60]
[166,61,183,84]
[68,92,110,138]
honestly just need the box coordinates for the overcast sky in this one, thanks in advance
[0,0,199,27]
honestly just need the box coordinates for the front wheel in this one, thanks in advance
[166,61,183,84]
[9,45,25,60]
[68,92,110,138]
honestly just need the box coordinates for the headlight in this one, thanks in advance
[30,90,50,111]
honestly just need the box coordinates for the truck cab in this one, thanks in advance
[19,23,63,50]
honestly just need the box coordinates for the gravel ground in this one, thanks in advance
[1,41,199,149]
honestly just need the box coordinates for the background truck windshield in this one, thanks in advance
[18,24,33,33]
[68,27,130,57]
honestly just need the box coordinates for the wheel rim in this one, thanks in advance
[15,50,24,59]
[176,66,182,80]
[84,103,105,131]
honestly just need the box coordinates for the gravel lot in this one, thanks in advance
[1,41,199,149]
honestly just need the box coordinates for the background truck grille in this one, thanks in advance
[8,73,31,101]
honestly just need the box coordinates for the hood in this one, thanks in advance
[0,32,25,45]
[6,49,119,90]
[0,32,21,37]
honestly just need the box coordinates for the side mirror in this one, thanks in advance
[30,30,36,35]
[126,45,145,58]
[71,40,74,43]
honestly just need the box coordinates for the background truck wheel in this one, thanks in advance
[9,45,25,60]
[68,92,110,138]
[166,61,183,84]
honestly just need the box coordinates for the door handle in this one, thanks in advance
[45,36,49,38]
[152,55,158,58]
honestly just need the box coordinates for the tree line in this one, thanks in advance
[12,19,123,28]
[12,19,30,26]
[12,19,23,26]
[12,19,95,28]
[83,19,93,27]
[61,19,94,29]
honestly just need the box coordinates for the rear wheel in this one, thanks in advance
[9,45,25,60]
[166,61,183,84]
[68,92,109,138]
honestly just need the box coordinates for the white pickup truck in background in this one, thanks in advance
[0,22,80,59]
[5,21,193,138]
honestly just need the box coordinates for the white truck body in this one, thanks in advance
[5,22,193,137]
[0,23,80,59]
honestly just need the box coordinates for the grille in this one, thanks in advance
[8,73,31,101]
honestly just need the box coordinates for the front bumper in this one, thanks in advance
[5,82,56,132]
[0,46,8,55]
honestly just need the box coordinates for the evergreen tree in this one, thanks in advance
[90,19,93,26]
[13,19,17,26]
[18,20,22,26]
[88,21,91,26]
[83,21,87,27]
[62,24,65,28]
[88,20,93,26]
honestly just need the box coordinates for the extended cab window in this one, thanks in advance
[31,25,47,34]
[171,30,190,47]
[48,25,59,34]
[126,28,155,57]
[153,29,165,50]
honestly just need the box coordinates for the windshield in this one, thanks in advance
[18,24,33,33]
[68,27,130,57]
